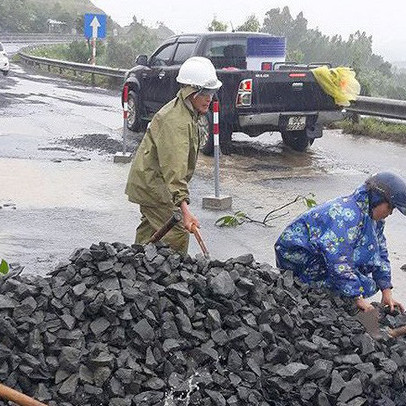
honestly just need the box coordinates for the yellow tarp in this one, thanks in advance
[311,66,361,107]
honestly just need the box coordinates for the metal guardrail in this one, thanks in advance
[0,33,82,44]
[347,96,406,121]
[18,52,127,80]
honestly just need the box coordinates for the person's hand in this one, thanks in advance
[180,201,199,232]
[381,288,405,313]
[355,297,374,312]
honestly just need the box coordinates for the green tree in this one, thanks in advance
[236,15,260,32]
[262,7,292,36]
[68,40,91,63]
[208,17,228,32]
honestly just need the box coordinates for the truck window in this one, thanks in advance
[203,39,247,69]
[172,42,196,65]
[150,43,177,67]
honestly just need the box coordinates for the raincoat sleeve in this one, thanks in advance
[371,221,392,291]
[318,207,365,297]
[154,117,191,206]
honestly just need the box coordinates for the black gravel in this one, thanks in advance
[1,242,406,405]
[59,134,137,154]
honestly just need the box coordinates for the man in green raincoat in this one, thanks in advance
[125,57,222,254]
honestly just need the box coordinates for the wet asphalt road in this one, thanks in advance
[1,63,406,303]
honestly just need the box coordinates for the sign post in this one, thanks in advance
[84,14,106,65]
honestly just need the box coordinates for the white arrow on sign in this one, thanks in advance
[90,16,101,39]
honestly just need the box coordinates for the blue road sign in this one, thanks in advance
[84,14,107,39]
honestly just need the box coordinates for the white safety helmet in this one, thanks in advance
[176,56,222,90]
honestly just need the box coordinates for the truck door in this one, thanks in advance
[142,38,198,116]
[142,42,178,115]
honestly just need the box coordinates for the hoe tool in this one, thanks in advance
[147,210,182,244]
[0,382,47,406]
[191,224,210,259]
[355,306,406,340]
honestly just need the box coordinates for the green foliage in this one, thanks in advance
[216,194,317,228]
[236,15,260,32]
[68,40,92,63]
[104,38,136,69]
[208,17,228,32]
[215,211,248,227]
[0,260,9,275]
[30,41,97,64]
[335,117,406,144]
[0,0,104,33]
[304,194,317,208]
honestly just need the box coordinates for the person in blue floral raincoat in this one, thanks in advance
[275,172,406,312]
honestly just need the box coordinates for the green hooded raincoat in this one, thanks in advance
[125,86,200,207]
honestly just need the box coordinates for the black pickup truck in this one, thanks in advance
[123,32,344,153]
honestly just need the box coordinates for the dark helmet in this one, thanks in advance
[365,172,406,215]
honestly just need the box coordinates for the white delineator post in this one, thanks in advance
[213,99,220,198]
[113,84,132,163]
[122,84,129,155]
[201,98,232,210]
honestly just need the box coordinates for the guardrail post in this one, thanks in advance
[202,98,232,210]
[351,113,360,124]
[113,84,132,164]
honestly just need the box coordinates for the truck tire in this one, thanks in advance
[281,130,309,152]
[200,115,233,156]
[219,124,233,155]
[127,90,145,132]
[200,114,214,156]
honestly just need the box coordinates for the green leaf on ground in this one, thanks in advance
[0,260,9,275]
[215,211,247,227]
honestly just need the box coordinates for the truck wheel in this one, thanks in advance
[127,90,145,132]
[219,125,233,155]
[200,114,214,156]
[281,130,309,152]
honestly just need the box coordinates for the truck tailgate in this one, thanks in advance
[250,70,337,112]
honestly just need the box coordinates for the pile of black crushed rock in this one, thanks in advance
[1,241,406,406]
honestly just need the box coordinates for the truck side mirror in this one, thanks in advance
[135,55,148,66]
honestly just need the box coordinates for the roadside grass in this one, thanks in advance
[29,44,69,60]
[330,117,406,145]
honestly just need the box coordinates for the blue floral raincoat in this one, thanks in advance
[274,185,392,298]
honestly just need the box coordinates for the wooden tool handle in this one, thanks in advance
[191,224,210,258]
[148,211,182,244]
[0,383,47,406]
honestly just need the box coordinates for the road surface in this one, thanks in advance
[1,62,406,304]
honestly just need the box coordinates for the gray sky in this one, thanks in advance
[91,0,405,62]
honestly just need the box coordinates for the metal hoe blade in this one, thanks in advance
[355,307,382,340]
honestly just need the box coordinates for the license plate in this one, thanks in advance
[286,116,306,131]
